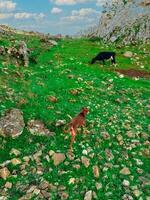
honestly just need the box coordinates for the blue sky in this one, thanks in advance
[0,0,105,35]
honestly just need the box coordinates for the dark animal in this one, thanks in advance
[91,52,116,65]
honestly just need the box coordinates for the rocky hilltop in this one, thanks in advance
[82,0,150,43]
[0,24,44,37]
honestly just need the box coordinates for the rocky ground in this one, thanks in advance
[0,33,150,200]
[82,0,150,44]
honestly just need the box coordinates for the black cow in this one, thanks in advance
[91,52,116,65]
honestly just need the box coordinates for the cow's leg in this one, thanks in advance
[111,56,116,64]
[91,57,96,64]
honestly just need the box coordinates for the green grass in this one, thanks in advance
[0,35,150,200]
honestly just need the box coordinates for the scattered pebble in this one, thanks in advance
[23,156,30,163]
[93,165,100,178]
[122,194,133,200]
[52,153,66,166]
[33,188,40,195]
[95,182,102,190]
[81,156,90,168]
[120,167,131,175]
[84,190,92,200]
[133,189,142,197]
[122,180,130,187]
[49,150,55,156]
[69,178,76,184]
[5,182,12,189]
[0,167,10,180]
[48,96,58,103]
[10,148,21,156]
[102,131,110,140]
[11,158,21,166]
[55,120,66,127]
[82,149,88,155]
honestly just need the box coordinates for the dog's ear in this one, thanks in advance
[82,107,89,113]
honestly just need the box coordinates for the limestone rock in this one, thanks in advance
[18,41,29,67]
[5,182,12,189]
[120,167,131,175]
[48,96,58,103]
[84,190,92,200]
[95,182,102,190]
[49,40,58,46]
[39,181,49,190]
[33,188,40,195]
[93,166,100,178]
[55,120,66,127]
[126,131,135,138]
[122,194,133,200]
[58,191,69,200]
[0,109,25,138]
[41,190,51,198]
[23,156,30,163]
[105,149,114,161]
[49,150,55,156]
[11,158,21,166]
[0,167,10,180]
[81,156,90,168]
[10,148,21,156]
[82,149,88,155]
[69,178,76,184]
[133,189,142,197]
[122,180,130,187]
[102,131,110,140]
[52,153,66,166]
[123,51,133,58]
[27,119,54,136]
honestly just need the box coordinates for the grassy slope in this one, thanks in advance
[0,35,150,199]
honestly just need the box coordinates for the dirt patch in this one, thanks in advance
[114,68,150,78]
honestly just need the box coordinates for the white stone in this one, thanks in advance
[122,180,130,187]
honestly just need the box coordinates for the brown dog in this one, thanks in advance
[68,107,89,149]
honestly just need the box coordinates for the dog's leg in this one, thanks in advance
[69,127,76,150]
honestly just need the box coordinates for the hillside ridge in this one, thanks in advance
[81,0,150,43]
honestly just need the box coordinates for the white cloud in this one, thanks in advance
[51,7,62,14]
[14,12,45,20]
[62,8,100,24]
[0,0,45,20]
[0,12,45,20]
[72,8,99,16]
[0,13,13,19]
[0,0,16,11]
[50,0,93,5]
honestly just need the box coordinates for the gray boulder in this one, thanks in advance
[18,41,29,67]
[0,109,25,138]
[27,119,54,136]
